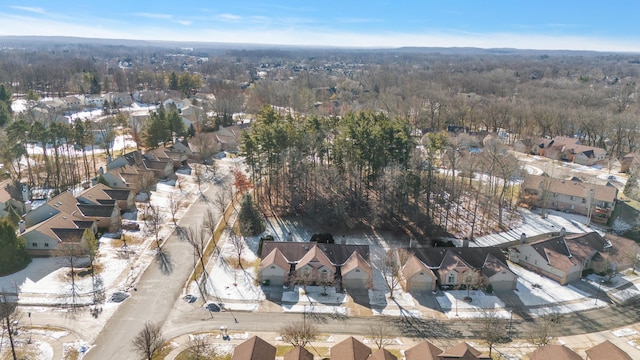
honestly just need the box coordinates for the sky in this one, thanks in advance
[1,1,640,52]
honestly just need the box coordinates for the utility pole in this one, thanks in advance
[0,294,17,360]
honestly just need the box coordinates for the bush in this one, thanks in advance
[486,284,493,294]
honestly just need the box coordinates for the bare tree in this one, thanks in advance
[376,248,411,300]
[212,183,233,225]
[368,317,395,349]
[529,313,563,347]
[168,193,181,226]
[56,230,96,309]
[181,335,215,360]
[229,233,246,274]
[279,320,318,347]
[479,310,508,357]
[144,204,165,250]
[131,322,165,360]
[0,292,18,360]
[460,269,483,301]
[184,226,211,299]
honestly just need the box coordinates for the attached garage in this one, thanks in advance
[486,270,517,292]
[261,265,287,286]
[341,252,373,290]
[407,271,436,292]
[258,248,290,287]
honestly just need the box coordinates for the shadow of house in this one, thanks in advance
[231,336,276,360]
[258,241,371,292]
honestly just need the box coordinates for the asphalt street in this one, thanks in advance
[84,182,224,360]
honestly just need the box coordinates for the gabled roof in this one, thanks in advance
[481,253,515,279]
[330,337,371,360]
[585,340,632,360]
[368,348,397,360]
[258,248,290,272]
[405,340,442,360]
[103,189,131,200]
[409,247,507,270]
[528,344,581,360]
[297,245,336,272]
[438,342,490,359]
[45,191,79,216]
[231,335,276,360]
[439,251,474,274]
[526,232,607,271]
[284,346,314,360]
[73,220,95,229]
[23,212,86,243]
[260,241,370,266]
[523,174,617,203]
[77,204,116,218]
[402,255,435,279]
[341,251,373,276]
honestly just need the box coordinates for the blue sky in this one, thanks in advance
[1,1,639,51]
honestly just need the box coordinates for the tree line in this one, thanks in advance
[241,106,521,238]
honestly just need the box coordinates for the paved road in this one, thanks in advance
[85,182,224,360]
[162,296,640,343]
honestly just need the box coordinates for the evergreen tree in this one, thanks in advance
[0,218,30,275]
[168,72,179,90]
[237,194,265,236]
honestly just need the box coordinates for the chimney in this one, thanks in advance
[520,233,527,244]
[287,232,292,242]
[99,167,104,175]
[462,237,470,248]
[106,155,112,163]
[18,220,25,233]
[21,184,29,202]
[560,227,566,237]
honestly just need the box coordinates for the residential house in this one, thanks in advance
[620,152,640,173]
[145,146,188,169]
[0,179,25,217]
[437,342,490,359]
[61,95,83,111]
[521,174,617,224]
[258,241,371,291]
[82,94,104,108]
[104,92,133,107]
[24,191,120,232]
[231,336,276,360]
[369,349,397,360]
[403,247,516,292]
[107,150,173,180]
[404,341,443,360]
[528,344,581,360]
[529,136,607,165]
[21,212,96,256]
[585,340,633,360]
[77,183,134,212]
[101,165,142,193]
[508,231,613,285]
[330,337,371,360]
[283,346,313,360]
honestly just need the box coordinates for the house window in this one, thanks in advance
[270,266,275,269]
[570,196,574,201]
[44,243,49,247]
[582,198,586,204]
[355,269,360,272]
[525,256,529,261]
[447,273,455,284]
[32,242,37,247]
[535,260,538,265]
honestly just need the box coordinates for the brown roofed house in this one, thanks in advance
[284,346,314,360]
[231,336,276,360]
[585,340,633,360]
[528,344,581,360]
[368,348,396,360]
[330,337,371,360]
[405,340,443,360]
[437,342,490,359]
